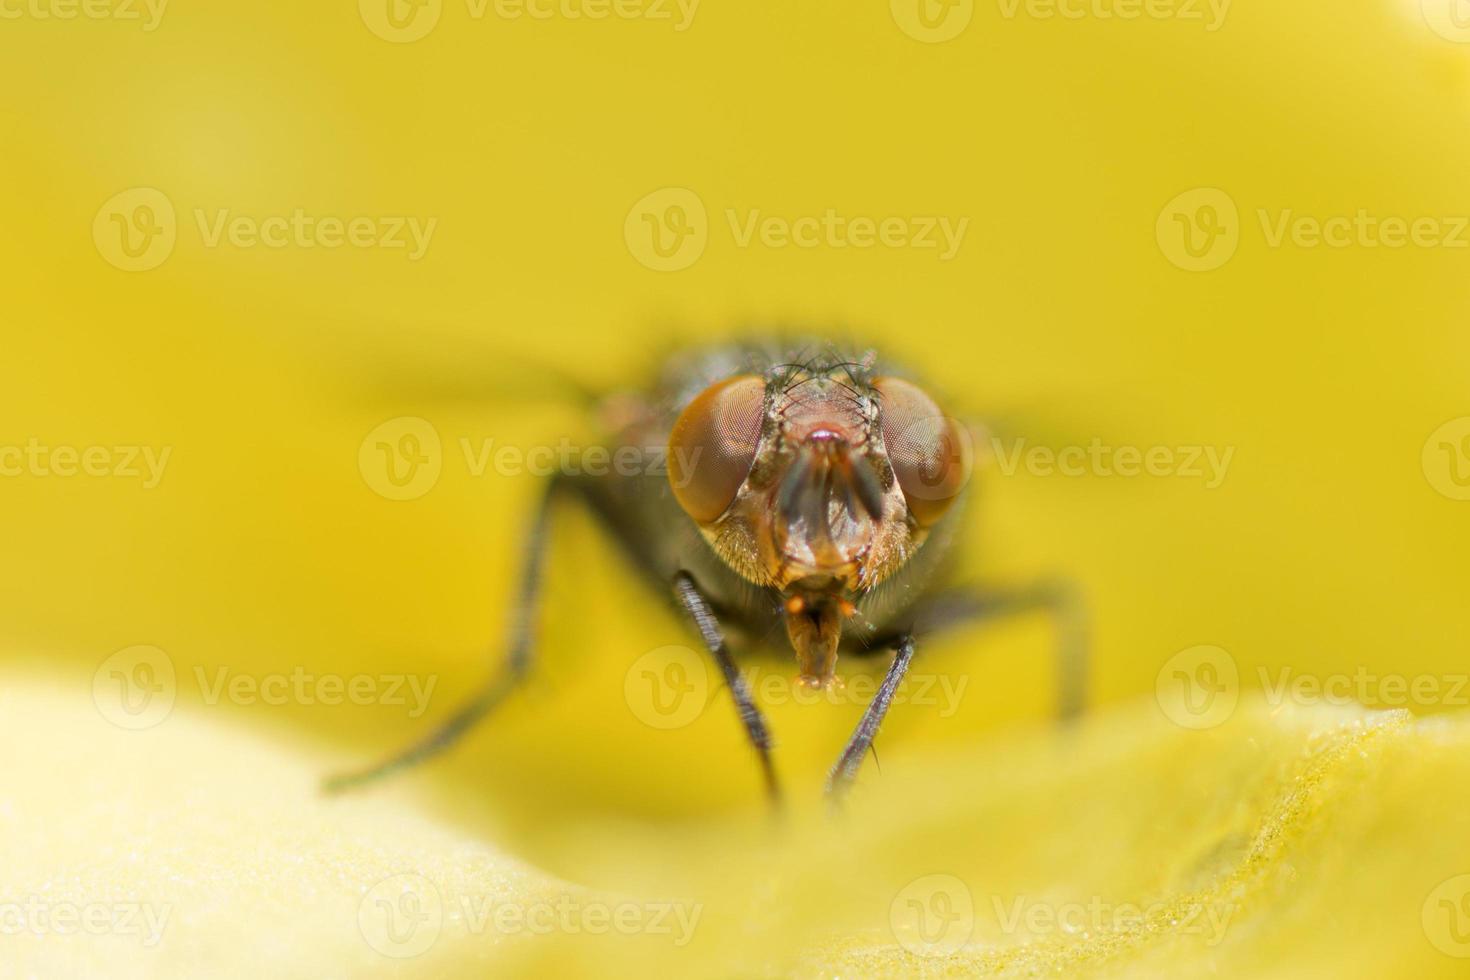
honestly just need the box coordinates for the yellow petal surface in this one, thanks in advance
[4,0,1470,978]
[8,676,1469,978]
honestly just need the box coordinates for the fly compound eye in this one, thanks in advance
[668,375,765,523]
[874,376,972,526]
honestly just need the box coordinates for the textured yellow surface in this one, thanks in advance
[7,680,1470,978]
[4,0,1470,977]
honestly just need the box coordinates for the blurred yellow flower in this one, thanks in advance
[2,0,1469,976]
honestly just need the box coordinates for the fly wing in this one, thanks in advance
[321,322,607,410]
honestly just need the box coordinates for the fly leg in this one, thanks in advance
[826,634,915,803]
[672,572,782,805]
[826,581,1088,802]
[322,476,570,793]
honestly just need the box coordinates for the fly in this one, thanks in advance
[325,340,1087,804]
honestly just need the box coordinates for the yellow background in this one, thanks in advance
[3,0,1470,976]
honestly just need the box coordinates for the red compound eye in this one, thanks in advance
[668,375,765,523]
[874,376,971,526]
